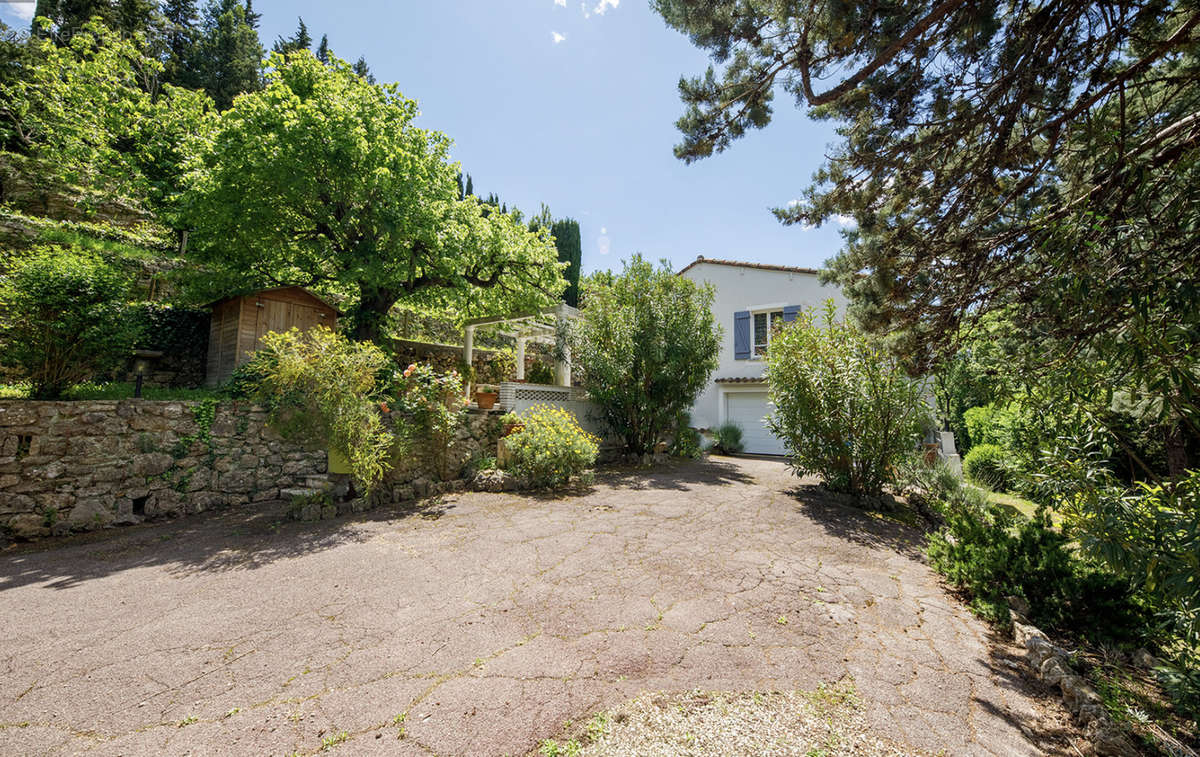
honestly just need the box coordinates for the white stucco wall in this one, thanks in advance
[679,261,848,429]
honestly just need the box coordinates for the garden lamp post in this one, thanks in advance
[130,350,163,398]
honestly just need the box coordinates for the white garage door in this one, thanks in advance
[724,391,787,456]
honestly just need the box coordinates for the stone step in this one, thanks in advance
[281,487,325,501]
[304,475,333,491]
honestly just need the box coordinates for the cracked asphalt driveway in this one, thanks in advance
[0,457,1071,755]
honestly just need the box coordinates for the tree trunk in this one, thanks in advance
[350,285,398,347]
[1165,422,1189,480]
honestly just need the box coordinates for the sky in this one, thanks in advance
[0,0,852,276]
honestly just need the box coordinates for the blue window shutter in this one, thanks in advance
[782,305,802,322]
[733,311,751,359]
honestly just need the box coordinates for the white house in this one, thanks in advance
[678,256,849,456]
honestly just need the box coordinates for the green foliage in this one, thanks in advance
[1036,434,1200,717]
[962,443,1015,492]
[765,302,930,497]
[128,302,208,354]
[669,411,702,459]
[192,0,263,110]
[182,51,564,344]
[250,327,394,491]
[710,423,744,455]
[502,405,599,489]
[391,363,467,479]
[526,361,555,385]
[64,382,221,401]
[2,19,215,211]
[550,218,582,308]
[0,246,138,399]
[895,456,989,521]
[571,255,720,456]
[929,507,1139,640]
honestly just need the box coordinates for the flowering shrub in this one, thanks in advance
[392,363,467,478]
[252,327,394,491]
[502,405,599,488]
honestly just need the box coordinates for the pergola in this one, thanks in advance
[462,303,579,388]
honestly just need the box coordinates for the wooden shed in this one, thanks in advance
[205,286,339,387]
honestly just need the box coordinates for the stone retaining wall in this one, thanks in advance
[0,401,505,541]
[0,400,325,540]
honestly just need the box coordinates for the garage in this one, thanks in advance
[723,389,788,456]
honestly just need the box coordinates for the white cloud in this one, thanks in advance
[600,226,607,234]
[7,1,35,21]
[597,234,611,255]
[580,1,590,19]
[832,214,857,228]
[554,0,566,5]
[593,0,619,14]
[551,31,566,44]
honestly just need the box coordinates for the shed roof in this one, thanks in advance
[203,286,342,315]
[676,256,821,278]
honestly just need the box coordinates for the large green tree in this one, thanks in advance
[571,255,721,456]
[0,18,214,209]
[182,52,565,344]
[272,17,310,55]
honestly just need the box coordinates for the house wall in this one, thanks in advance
[679,262,848,429]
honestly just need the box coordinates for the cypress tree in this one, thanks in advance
[464,173,474,197]
[315,33,330,64]
[550,219,582,307]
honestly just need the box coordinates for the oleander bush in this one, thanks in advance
[502,404,599,488]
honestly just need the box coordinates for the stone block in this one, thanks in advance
[132,453,174,477]
[68,497,115,530]
[220,470,254,493]
[188,491,225,512]
[6,512,49,540]
[146,489,183,517]
[0,493,36,515]
[0,473,19,489]
[251,488,279,502]
[186,468,212,492]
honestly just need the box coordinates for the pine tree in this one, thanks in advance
[272,17,311,55]
[464,173,474,198]
[243,0,259,28]
[315,33,330,64]
[39,0,115,41]
[161,0,199,87]
[195,0,263,110]
[352,56,375,84]
[114,0,157,38]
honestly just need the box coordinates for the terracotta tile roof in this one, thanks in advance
[676,256,821,277]
[714,376,768,384]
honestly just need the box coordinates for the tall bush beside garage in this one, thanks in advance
[571,254,721,456]
[765,301,931,497]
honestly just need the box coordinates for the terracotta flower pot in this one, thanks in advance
[475,391,498,410]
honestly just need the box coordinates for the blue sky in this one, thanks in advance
[1,0,851,275]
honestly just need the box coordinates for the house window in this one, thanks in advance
[752,310,784,356]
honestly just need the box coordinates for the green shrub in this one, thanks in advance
[711,423,744,455]
[571,255,721,456]
[928,507,1140,639]
[391,363,467,479]
[250,327,395,491]
[765,301,930,497]
[502,404,599,489]
[963,443,1014,491]
[669,411,703,458]
[895,455,988,521]
[0,246,139,399]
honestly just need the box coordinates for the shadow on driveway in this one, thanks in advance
[0,497,450,592]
